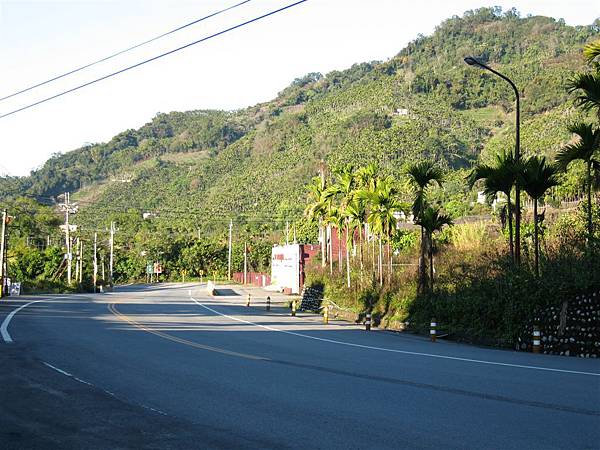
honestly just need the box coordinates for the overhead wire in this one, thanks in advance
[0,0,308,120]
[0,0,253,103]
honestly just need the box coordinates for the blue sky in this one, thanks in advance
[0,0,596,176]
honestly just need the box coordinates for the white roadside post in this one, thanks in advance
[430,318,437,343]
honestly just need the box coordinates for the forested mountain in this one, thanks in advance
[2,7,598,234]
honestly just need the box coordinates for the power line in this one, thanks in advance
[0,0,308,120]
[0,0,252,103]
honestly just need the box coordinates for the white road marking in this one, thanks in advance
[43,361,168,415]
[42,361,73,377]
[1,300,45,343]
[190,297,600,378]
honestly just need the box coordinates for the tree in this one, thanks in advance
[355,163,379,279]
[583,39,600,68]
[345,196,367,282]
[567,39,600,121]
[358,176,402,286]
[468,150,520,260]
[521,156,559,277]
[415,205,452,291]
[567,72,600,121]
[555,122,600,246]
[330,164,357,288]
[406,161,444,293]
[304,176,329,268]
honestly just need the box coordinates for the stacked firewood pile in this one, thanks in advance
[298,285,323,311]
[522,291,599,358]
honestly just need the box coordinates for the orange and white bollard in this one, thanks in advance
[430,318,437,342]
[323,304,329,324]
[532,326,541,353]
[246,293,251,307]
[365,313,371,331]
[266,296,271,311]
[291,299,296,317]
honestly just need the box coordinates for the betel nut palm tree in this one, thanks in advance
[415,204,452,291]
[521,155,559,277]
[555,122,600,246]
[406,160,444,293]
[468,150,521,261]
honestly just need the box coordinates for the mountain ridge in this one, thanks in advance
[1,7,598,231]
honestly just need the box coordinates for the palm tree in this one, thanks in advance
[567,39,600,121]
[468,150,520,261]
[415,205,452,291]
[567,72,600,121]
[304,176,329,268]
[345,196,367,286]
[355,163,379,278]
[406,161,444,293]
[583,39,600,67]
[322,205,343,275]
[555,122,600,245]
[329,165,356,286]
[358,176,402,286]
[521,156,559,277]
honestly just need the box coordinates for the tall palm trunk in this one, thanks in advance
[506,197,514,261]
[428,232,434,291]
[388,242,392,284]
[338,227,343,274]
[417,227,427,293]
[378,237,383,286]
[372,230,376,280]
[346,224,351,288]
[587,161,593,246]
[359,224,364,285]
[328,225,333,275]
[320,220,326,268]
[533,199,539,277]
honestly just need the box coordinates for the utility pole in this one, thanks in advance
[64,192,72,285]
[93,232,98,293]
[227,219,232,280]
[74,237,80,283]
[109,221,115,286]
[243,242,247,285]
[0,209,7,298]
[79,238,83,284]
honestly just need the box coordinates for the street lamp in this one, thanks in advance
[464,56,521,264]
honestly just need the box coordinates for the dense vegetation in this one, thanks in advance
[1,8,599,346]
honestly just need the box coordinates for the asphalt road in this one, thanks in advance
[1,283,599,449]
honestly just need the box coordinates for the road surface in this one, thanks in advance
[1,283,598,449]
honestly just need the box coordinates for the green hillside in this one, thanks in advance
[2,8,598,234]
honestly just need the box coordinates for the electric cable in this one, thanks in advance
[0,0,308,120]
[0,0,252,103]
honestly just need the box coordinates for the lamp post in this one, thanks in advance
[464,56,521,264]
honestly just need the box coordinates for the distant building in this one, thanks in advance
[394,108,409,116]
[270,244,318,294]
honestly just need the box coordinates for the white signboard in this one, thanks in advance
[271,244,301,294]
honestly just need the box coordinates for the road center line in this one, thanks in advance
[1,300,45,343]
[190,297,600,377]
[108,303,266,361]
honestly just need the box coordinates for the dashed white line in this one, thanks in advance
[190,297,600,378]
[42,361,73,377]
[43,361,168,416]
